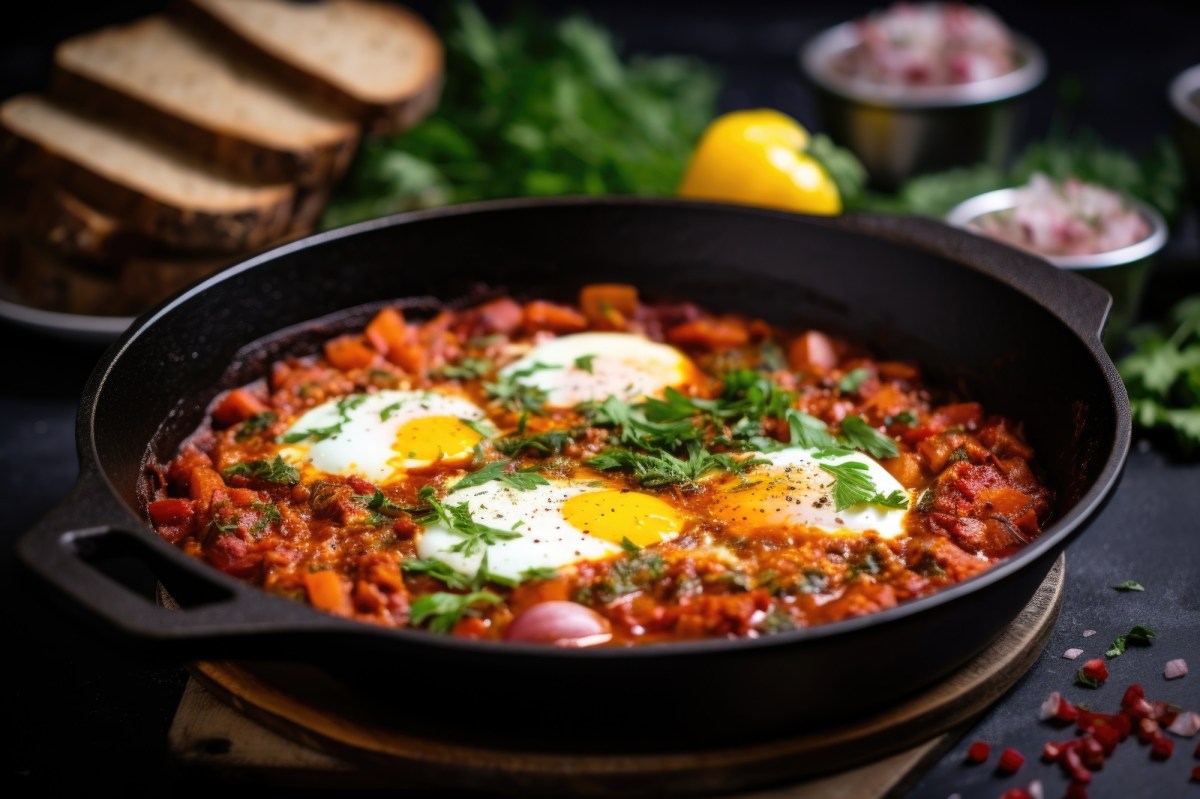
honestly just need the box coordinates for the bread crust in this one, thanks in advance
[51,17,361,187]
[1,108,297,253]
[173,0,444,135]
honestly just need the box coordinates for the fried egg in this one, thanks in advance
[498,332,698,408]
[280,390,489,483]
[418,476,687,582]
[707,446,910,538]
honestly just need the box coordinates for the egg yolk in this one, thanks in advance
[391,416,483,464]
[561,490,685,547]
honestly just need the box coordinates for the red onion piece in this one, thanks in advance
[1063,648,1084,660]
[1167,711,1200,737]
[1082,629,1097,637]
[504,601,613,647]
[1040,691,1063,720]
[1165,658,1189,680]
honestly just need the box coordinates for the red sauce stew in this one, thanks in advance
[144,284,1053,646]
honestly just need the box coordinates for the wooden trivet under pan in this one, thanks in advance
[168,555,1065,797]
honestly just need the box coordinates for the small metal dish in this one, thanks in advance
[1168,64,1200,203]
[800,19,1046,189]
[946,188,1169,351]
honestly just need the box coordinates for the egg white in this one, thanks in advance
[417,476,687,582]
[498,332,696,408]
[280,390,489,483]
[707,446,910,538]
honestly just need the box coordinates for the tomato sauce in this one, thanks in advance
[143,285,1053,646]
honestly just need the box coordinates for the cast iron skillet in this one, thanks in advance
[17,198,1128,753]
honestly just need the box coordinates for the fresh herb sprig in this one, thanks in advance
[414,486,523,556]
[323,1,718,226]
[450,459,549,492]
[1118,295,1200,458]
[281,395,368,443]
[222,455,300,485]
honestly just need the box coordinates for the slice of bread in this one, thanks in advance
[175,0,443,134]
[23,182,322,262]
[53,16,360,187]
[1,94,296,253]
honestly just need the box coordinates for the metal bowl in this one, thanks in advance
[800,20,1046,189]
[946,188,1169,351]
[1168,64,1200,203]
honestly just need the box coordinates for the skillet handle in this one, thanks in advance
[15,471,345,658]
[838,213,1114,344]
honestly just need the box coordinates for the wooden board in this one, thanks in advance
[169,555,1065,797]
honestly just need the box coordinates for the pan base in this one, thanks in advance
[166,555,1065,797]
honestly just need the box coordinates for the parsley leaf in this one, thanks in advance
[403,557,472,590]
[1075,669,1102,689]
[1106,624,1156,658]
[450,459,549,492]
[573,354,597,373]
[235,411,277,441]
[818,460,909,512]
[839,415,900,459]
[484,362,559,414]
[281,394,368,442]
[1119,294,1200,458]
[786,409,839,449]
[494,429,575,456]
[433,357,493,380]
[837,368,871,394]
[416,490,523,557]
[222,455,300,485]
[409,591,501,633]
[321,2,718,226]
[1112,580,1145,592]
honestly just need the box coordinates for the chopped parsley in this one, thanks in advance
[1075,669,1103,689]
[947,446,971,464]
[250,501,282,535]
[573,353,597,373]
[839,415,900,459]
[484,362,560,414]
[837,368,871,394]
[886,410,918,427]
[402,557,471,590]
[786,409,839,449]
[281,394,368,442]
[458,417,497,438]
[818,460,909,512]
[222,455,300,485]
[494,429,575,456]
[1112,580,1145,592]
[1106,624,1156,658]
[433,357,493,380]
[409,590,501,633]
[415,486,522,557]
[235,411,277,441]
[450,459,549,492]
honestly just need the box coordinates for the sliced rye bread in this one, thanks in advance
[0,227,313,317]
[174,0,443,135]
[52,16,360,187]
[21,183,324,262]
[1,94,295,253]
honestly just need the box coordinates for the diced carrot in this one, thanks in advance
[304,569,351,614]
[365,307,426,372]
[210,389,269,426]
[189,466,227,511]
[666,317,750,349]
[147,498,194,527]
[918,434,963,472]
[227,488,262,507]
[453,616,490,639]
[975,486,1033,517]
[324,335,376,370]
[580,284,638,327]
[788,331,838,372]
[881,452,923,488]
[365,307,408,356]
[523,301,588,334]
